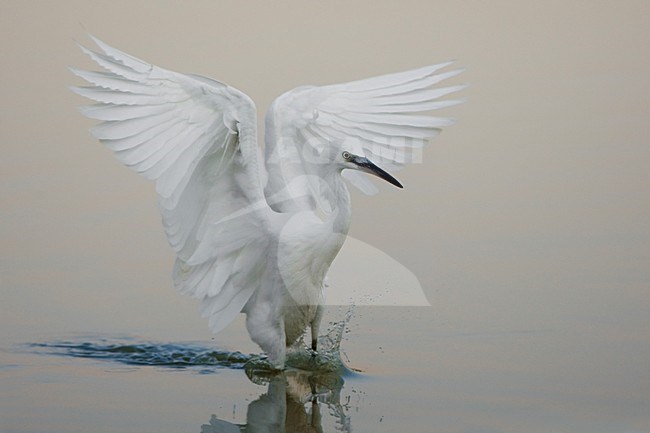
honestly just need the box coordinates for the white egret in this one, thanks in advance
[71,37,464,368]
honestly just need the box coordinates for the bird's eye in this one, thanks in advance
[342,151,351,160]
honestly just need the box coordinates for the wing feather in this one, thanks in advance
[72,37,276,334]
[349,68,463,98]
[89,110,180,140]
[71,86,174,105]
[265,62,465,197]
[76,44,146,81]
[79,102,176,121]
[339,62,453,92]
[69,68,159,94]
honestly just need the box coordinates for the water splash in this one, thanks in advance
[245,307,355,379]
[30,340,252,371]
[30,307,356,376]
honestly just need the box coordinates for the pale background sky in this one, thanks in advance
[1,1,648,337]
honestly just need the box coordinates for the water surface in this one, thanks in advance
[3,302,649,433]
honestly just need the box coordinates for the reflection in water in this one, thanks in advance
[30,310,356,431]
[31,336,355,432]
[32,338,354,432]
[202,368,350,433]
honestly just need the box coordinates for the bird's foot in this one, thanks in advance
[243,355,285,385]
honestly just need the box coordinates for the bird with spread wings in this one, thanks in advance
[71,36,464,368]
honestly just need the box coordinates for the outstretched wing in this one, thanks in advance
[72,37,274,333]
[264,62,465,199]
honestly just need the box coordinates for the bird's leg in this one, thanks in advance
[267,342,286,370]
[310,393,322,427]
[310,305,324,353]
[245,311,286,370]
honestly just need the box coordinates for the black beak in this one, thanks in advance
[352,156,403,189]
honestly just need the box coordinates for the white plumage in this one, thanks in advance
[72,36,464,368]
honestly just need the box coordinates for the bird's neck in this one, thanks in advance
[310,168,351,234]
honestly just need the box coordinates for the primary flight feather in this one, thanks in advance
[71,36,464,368]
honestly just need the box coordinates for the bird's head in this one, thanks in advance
[338,150,403,189]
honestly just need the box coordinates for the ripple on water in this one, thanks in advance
[29,307,356,376]
[30,340,253,370]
